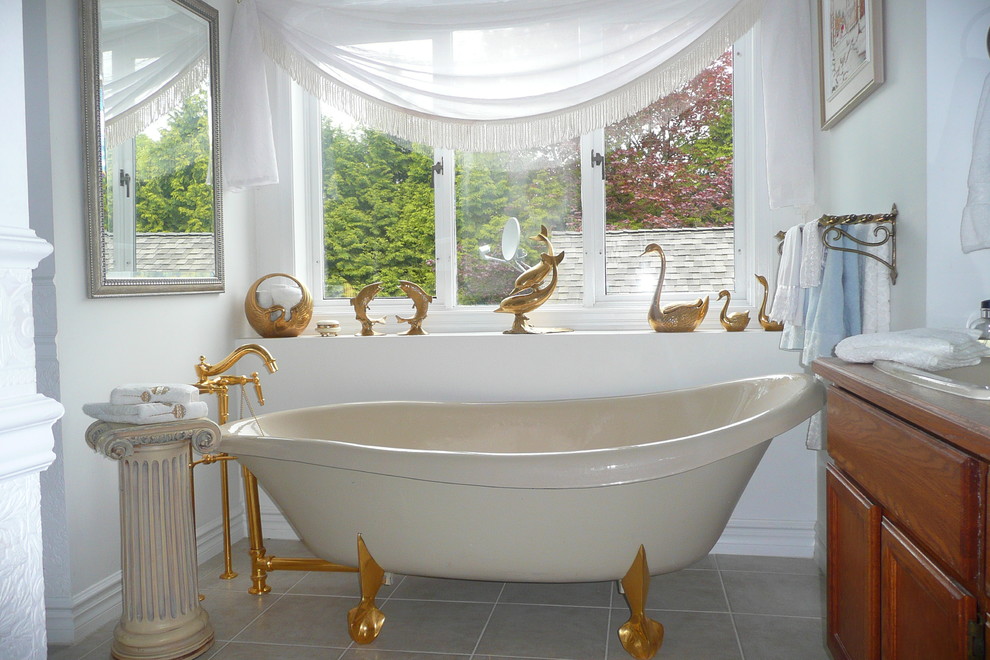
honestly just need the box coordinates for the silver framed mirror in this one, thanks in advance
[81,0,223,297]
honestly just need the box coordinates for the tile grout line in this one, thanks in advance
[468,581,506,659]
[714,555,747,660]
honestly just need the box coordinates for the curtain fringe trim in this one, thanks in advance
[257,0,763,151]
[106,57,210,149]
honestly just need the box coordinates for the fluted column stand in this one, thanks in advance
[87,419,220,660]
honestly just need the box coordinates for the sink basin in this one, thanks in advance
[873,359,990,400]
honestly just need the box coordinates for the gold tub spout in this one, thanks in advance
[196,343,278,381]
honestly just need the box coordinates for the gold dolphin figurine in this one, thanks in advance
[396,280,433,336]
[755,274,784,331]
[350,282,386,336]
[717,289,750,332]
[507,226,563,295]
[641,243,709,332]
[495,252,563,333]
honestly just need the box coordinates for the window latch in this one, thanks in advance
[432,158,444,175]
[590,149,605,180]
[119,169,131,198]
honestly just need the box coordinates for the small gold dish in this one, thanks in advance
[316,320,340,337]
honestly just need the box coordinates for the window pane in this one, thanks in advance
[321,109,436,298]
[604,50,734,295]
[455,141,582,306]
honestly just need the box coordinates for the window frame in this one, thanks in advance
[293,31,762,333]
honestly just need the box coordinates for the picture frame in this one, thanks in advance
[818,0,884,130]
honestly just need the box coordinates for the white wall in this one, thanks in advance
[926,1,990,328]
[34,0,256,643]
[814,0,927,331]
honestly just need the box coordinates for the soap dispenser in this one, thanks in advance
[971,299,990,345]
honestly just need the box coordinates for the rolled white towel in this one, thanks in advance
[110,383,200,405]
[83,401,209,424]
[835,328,990,370]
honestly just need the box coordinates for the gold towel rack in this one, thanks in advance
[775,204,897,285]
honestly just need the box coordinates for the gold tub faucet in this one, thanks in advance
[192,343,278,582]
[195,343,278,424]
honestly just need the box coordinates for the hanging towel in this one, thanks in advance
[962,72,990,253]
[799,220,824,288]
[835,328,990,370]
[83,401,209,425]
[769,225,804,325]
[801,233,862,368]
[110,383,201,406]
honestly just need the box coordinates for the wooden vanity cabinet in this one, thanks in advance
[814,358,990,660]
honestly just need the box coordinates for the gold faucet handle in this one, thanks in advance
[251,372,266,406]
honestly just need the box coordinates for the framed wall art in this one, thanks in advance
[818,0,884,129]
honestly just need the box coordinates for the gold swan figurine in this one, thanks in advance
[396,280,433,336]
[350,282,387,336]
[495,225,566,334]
[717,289,750,332]
[641,243,708,332]
[754,274,784,331]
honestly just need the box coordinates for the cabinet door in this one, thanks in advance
[881,519,976,659]
[827,465,881,660]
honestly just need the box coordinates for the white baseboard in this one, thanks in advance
[712,518,817,558]
[45,512,248,645]
[260,503,299,540]
[45,571,120,645]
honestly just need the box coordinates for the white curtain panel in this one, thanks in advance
[101,0,209,148]
[225,0,814,207]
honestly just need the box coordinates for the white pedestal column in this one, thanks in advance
[87,419,220,660]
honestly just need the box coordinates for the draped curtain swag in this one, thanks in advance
[102,0,209,148]
[225,0,814,211]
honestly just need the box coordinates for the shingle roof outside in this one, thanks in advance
[104,232,216,277]
[547,227,734,303]
[107,227,733,298]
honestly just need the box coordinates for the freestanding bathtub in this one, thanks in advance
[221,373,822,657]
[222,373,822,581]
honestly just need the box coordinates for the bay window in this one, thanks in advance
[304,33,756,330]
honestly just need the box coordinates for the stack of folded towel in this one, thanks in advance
[84,383,208,424]
[834,328,990,371]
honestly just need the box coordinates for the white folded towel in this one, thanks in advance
[110,383,201,405]
[835,328,990,371]
[83,401,209,425]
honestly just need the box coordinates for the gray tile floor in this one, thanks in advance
[49,539,829,660]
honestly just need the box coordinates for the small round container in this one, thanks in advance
[315,319,340,337]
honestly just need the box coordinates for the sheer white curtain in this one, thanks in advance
[225,0,813,209]
[101,0,209,148]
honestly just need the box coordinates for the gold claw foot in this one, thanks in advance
[617,545,664,660]
[347,535,386,644]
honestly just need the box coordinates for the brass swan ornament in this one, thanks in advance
[717,289,750,332]
[351,282,387,336]
[755,274,784,331]
[641,243,708,332]
[396,280,433,336]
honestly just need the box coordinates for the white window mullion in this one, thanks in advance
[581,130,606,307]
[433,148,456,308]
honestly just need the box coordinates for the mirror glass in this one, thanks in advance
[82,0,223,296]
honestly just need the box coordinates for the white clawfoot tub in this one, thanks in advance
[222,373,822,580]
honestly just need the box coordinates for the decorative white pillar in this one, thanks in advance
[87,419,219,660]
